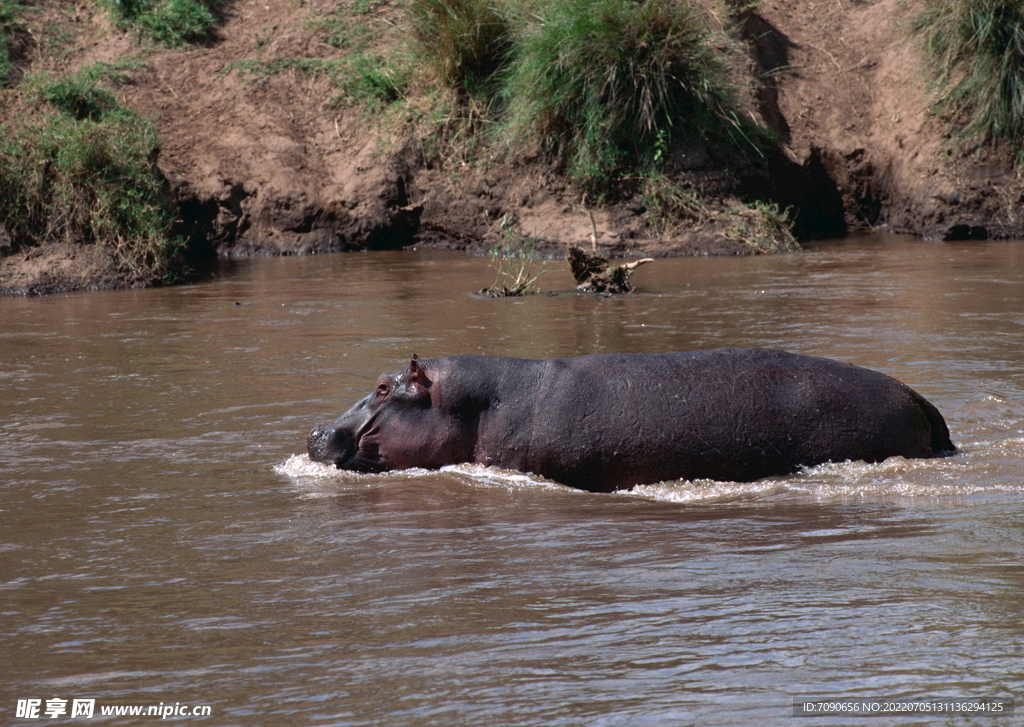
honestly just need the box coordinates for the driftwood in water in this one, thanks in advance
[567,246,653,293]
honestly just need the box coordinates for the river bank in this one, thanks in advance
[2,0,1023,294]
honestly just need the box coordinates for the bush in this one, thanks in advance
[0,67,188,282]
[915,0,1024,159]
[501,0,751,191]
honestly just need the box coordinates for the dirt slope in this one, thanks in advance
[121,0,422,256]
[3,0,1023,293]
[117,0,699,259]
[756,0,1022,240]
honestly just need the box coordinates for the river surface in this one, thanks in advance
[3,235,1023,725]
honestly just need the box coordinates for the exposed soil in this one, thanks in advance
[754,0,1023,240]
[3,0,1023,293]
[0,241,128,294]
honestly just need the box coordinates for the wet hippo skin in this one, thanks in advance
[308,348,955,492]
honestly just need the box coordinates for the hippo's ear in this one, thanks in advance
[407,357,431,393]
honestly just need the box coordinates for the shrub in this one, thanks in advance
[915,0,1024,159]
[0,67,188,282]
[501,0,752,192]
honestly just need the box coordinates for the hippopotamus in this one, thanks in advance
[307,348,955,492]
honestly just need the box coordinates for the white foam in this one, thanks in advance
[275,436,1024,505]
[274,453,350,480]
[437,463,571,492]
[273,455,568,495]
[628,450,1024,506]
[628,478,791,505]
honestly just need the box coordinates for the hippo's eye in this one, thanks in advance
[376,381,390,398]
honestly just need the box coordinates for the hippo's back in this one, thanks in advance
[487,348,953,491]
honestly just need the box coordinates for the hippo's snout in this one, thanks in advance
[306,424,330,462]
[307,422,356,467]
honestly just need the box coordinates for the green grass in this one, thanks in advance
[402,0,763,194]
[915,0,1024,159]
[314,0,382,50]
[0,0,26,87]
[337,51,409,109]
[0,0,20,27]
[480,214,547,296]
[500,0,754,192]
[36,62,139,120]
[226,1,413,112]
[303,1,411,109]
[407,0,512,99]
[106,0,222,47]
[0,65,189,282]
[400,0,786,237]
[228,53,409,111]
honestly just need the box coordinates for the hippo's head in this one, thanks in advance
[307,356,476,473]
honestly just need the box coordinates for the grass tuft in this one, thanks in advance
[914,0,1024,159]
[0,66,189,283]
[501,0,752,192]
[106,0,221,47]
[36,63,137,121]
[0,0,26,87]
[479,214,547,296]
[407,0,513,98]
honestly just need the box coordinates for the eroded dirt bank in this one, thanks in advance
[3,0,1023,293]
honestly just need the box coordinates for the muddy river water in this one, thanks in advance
[3,235,1024,725]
